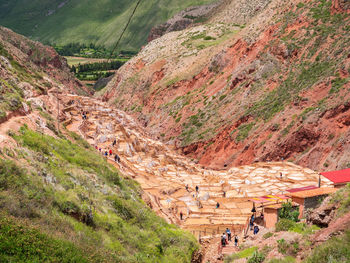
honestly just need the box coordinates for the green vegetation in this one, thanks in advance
[0,126,198,262]
[224,247,258,262]
[0,0,216,51]
[277,239,299,256]
[275,219,297,232]
[71,60,125,81]
[55,43,136,58]
[247,251,265,263]
[278,201,300,222]
[235,122,255,142]
[330,183,350,217]
[305,231,350,263]
[263,232,273,239]
[0,64,25,119]
[268,256,296,263]
[0,216,88,263]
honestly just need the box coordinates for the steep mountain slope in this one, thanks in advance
[99,0,350,172]
[0,0,217,51]
[0,27,198,262]
[0,26,91,122]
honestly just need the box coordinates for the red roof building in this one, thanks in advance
[321,168,350,188]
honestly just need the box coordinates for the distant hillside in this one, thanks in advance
[0,0,216,52]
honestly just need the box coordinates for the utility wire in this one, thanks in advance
[108,0,143,62]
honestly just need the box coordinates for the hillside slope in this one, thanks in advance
[0,26,91,122]
[0,27,199,262]
[0,0,217,51]
[99,0,350,172]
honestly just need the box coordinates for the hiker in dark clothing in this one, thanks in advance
[250,216,254,230]
[185,184,189,192]
[234,235,238,246]
[216,202,220,209]
[221,233,227,247]
[104,151,108,157]
[114,154,120,163]
[112,139,116,146]
[226,228,231,241]
[223,191,226,197]
[180,211,183,220]
[195,186,199,193]
[253,225,259,235]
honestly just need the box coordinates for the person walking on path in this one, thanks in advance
[114,154,120,163]
[180,211,183,220]
[221,233,227,247]
[185,184,189,192]
[216,202,220,209]
[226,228,231,241]
[109,149,113,156]
[234,235,238,247]
[195,185,199,193]
[250,215,254,230]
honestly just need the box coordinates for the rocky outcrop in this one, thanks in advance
[307,196,337,227]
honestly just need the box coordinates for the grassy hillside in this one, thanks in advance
[0,126,198,262]
[0,0,216,52]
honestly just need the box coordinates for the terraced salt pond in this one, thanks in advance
[64,95,333,238]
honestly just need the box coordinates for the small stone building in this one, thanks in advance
[288,188,337,218]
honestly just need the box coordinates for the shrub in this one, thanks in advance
[278,201,299,222]
[275,219,296,232]
[277,239,298,256]
[247,251,265,263]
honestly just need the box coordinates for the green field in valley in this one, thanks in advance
[0,0,216,51]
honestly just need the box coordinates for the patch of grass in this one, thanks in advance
[268,256,296,263]
[224,246,258,262]
[289,223,320,235]
[263,232,273,239]
[0,216,89,263]
[236,122,255,142]
[329,77,348,94]
[305,230,350,263]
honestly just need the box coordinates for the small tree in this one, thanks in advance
[279,201,299,222]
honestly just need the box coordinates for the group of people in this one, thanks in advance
[94,140,121,163]
[221,228,239,247]
[249,211,263,235]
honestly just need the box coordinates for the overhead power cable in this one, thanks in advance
[108,0,143,62]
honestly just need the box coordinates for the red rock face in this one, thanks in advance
[101,0,350,172]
